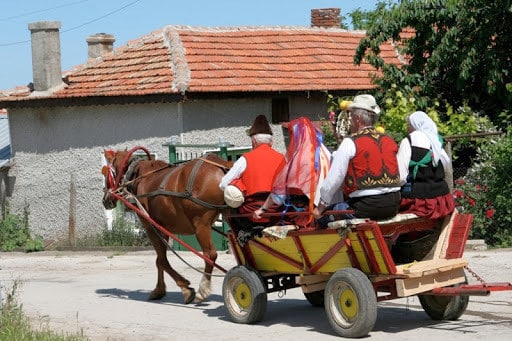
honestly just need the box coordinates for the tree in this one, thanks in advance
[354,0,512,129]
[349,2,392,31]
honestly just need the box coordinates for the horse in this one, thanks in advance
[101,146,232,304]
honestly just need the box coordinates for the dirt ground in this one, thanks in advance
[0,247,511,341]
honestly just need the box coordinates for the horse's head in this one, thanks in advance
[102,149,119,209]
[101,149,129,209]
[102,146,153,209]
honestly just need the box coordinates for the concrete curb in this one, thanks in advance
[465,239,488,251]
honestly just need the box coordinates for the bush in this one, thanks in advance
[454,131,512,247]
[0,202,44,252]
[100,207,150,247]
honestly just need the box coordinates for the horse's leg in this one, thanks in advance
[194,223,218,302]
[143,221,196,303]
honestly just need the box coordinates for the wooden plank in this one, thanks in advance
[297,274,331,285]
[301,281,327,293]
[422,211,456,261]
[395,267,466,297]
[395,258,467,277]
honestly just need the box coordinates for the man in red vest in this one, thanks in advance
[313,94,401,226]
[220,115,285,232]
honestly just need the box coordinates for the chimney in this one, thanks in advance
[28,21,64,92]
[311,8,341,28]
[86,33,115,59]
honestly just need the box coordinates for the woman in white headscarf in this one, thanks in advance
[397,111,455,219]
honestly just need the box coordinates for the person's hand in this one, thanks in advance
[253,208,264,220]
[313,206,323,219]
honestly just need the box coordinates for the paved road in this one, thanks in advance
[0,248,511,340]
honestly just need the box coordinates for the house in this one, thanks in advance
[0,8,404,244]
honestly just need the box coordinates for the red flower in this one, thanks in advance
[455,178,465,185]
[454,189,463,198]
[468,198,476,207]
[486,209,495,219]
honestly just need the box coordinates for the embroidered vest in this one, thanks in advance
[241,144,285,196]
[343,128,400,195]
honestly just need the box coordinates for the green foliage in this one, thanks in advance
[354,0,512,130]
[0,202,44,252]
[454,132,512,247]
[349,1,394,30]
[100,207,150,247]
[1,279,87,340]
[319,119,338,148]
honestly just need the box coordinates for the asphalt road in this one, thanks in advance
[0,248,511,341]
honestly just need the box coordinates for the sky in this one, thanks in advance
[0,0,380,91]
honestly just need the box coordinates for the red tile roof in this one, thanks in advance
[2,26,404,100]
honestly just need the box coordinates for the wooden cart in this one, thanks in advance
[221,210,512,338]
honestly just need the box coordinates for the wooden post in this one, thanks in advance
[445,141,454,192]
[69,173,76,247]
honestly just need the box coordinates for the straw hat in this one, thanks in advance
[347,94,381,115]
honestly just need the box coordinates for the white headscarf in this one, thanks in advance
[407,111,451,168]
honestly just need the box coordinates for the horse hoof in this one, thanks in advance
[149,291,166,300]
[184,288,196,304]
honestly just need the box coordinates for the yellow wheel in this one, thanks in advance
[223,266,267,324]
[233,282,252,309]
[339,287,358,319]
[325,268,377,338]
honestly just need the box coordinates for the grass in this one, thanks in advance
[0,279,88,341]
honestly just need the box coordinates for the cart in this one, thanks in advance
[221,210,512,338]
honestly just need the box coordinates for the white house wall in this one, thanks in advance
[9,103,183,153]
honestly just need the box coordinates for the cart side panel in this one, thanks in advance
[445,213,474,259]
[246,232,353,274]
[348,222,397,275]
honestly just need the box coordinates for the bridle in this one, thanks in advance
[102,146,153,192]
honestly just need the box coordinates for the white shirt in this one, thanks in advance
[397,130,432,185]
[219,156,247,190]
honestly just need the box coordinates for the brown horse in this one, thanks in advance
[102,146,232,304]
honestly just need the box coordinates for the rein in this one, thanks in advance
[113,146,153,190]
[136,157,229,209]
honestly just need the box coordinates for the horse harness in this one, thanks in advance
[127,157,230,209]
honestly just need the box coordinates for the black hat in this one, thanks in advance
[247,115,273,136]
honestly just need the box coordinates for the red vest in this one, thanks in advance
[344,128,400,195]
[240,144,285,196]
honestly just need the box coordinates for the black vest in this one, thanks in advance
[401,142,450,199]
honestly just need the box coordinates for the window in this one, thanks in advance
[272,98,289,124]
